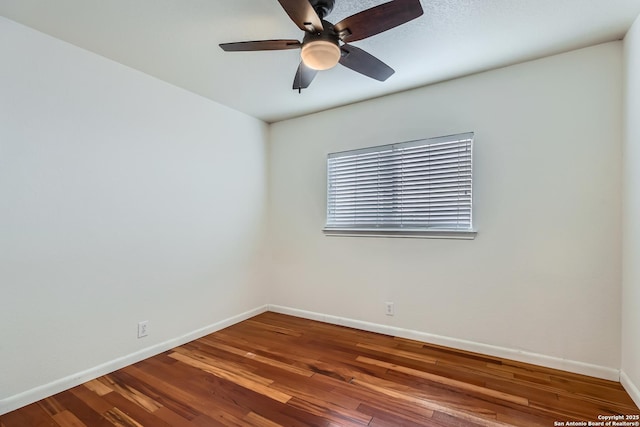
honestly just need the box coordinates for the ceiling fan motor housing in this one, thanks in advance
[309,0,335,19]
[303,19,338,42]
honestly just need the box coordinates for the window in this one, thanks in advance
[324,132,475,239]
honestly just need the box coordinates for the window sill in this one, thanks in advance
[322,228,477,240]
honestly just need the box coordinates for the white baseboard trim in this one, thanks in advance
[268,304,620,382]
[621,370,640,409]
[0,305,268,416]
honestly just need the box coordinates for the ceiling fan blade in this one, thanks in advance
[293,62,318,90]
[277,0,323,33]
[219,40,301,52]
[339,44,395,81]
[334,0,424,43]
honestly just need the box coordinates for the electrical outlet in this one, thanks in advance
[138,320,148,338]
[385,302,394,316]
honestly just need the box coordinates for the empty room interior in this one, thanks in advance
[1,0,640,425]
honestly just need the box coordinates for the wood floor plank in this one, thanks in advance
[380,369,561,425]
[356,342,439,365]
[101,392,172,427]
[269,374,362,411]
[109,367,201,421]
[99,374,163,413]
[52,410,87,427]
[315,372,439,424]
[2,312,638,427]
[39,396,67,418]
[274,381,372,425]
[356,355,530,406]
[84,380,113,397]
[124,362,253,422]
[187,339,314,378]
[102,407,143,427]
[242,412,283,427]
[167,351,292,404]
[349,375,512,427]
[357,402,433,427]
[69,386,113,415]
[45,392,113,427]
[0,402,59,427]
[151,407,193,427]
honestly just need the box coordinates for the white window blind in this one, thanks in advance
[325,132,474,237]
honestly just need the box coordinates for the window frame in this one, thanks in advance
[323,132,476,239]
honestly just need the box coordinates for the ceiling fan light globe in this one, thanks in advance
[301,40,340,70]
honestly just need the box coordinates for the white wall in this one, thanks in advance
[0,17,269,410]
[622,14,640,407]
[269,43,623,377]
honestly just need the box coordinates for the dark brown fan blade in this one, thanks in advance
[277,0,323,32]
[219,40,301,52]
[334,0,423,43]
[339,44,394,81]
[293,62,318,90]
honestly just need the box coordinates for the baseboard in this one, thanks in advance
[268,304,620,382]
[621,370,640,409]
[0,305,268,416]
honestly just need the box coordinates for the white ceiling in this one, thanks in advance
[1,0,639,123]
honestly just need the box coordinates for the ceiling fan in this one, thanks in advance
[219,0,424,91]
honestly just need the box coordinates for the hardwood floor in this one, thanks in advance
[1,312,638,426]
